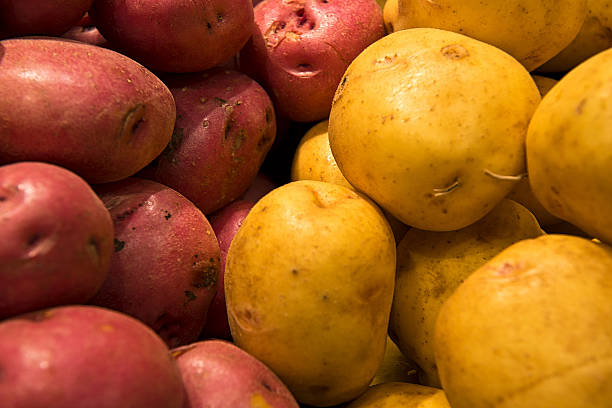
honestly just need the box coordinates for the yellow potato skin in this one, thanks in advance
[329,28,540,232]
[526,47,612,245]
[390,199,543,387]
[346,382,451,408]
[225,180,396,407]
[539,0,612,73]
[395,0,587,71]
[434,234,612,408]
[383,0,399,34]
[370,337,419,386]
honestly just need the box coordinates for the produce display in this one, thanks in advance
[0,0,611,407]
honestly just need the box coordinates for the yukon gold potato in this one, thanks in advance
[226,180,396,406]
[435,235,612,407]
[329,28,541,231]
[394,0,587,71]
[347,382,451,408]
[539,0,612,73]
[370,336,419,386]
[383,0,399,33]
[390,199,543,387]
[527,47,612,244]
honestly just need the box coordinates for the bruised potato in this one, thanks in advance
[329,28,540,231]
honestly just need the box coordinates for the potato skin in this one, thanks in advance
[152,69,276,214]
[172,339,299,408]
[0,162,113,320]
[90,178,221,348]
[90,0,254,73]
[0,305,185,408]
[346,382,451,408]
[0,37,176,183]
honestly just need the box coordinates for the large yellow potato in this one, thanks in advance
[346,382,451,408]
[329,28,540,231]
[225,180,396,407]
[394,0,587,71]
[539,0,612,73]
[526,47,612,244]
[435,234,612,407]
[390,199,543,387]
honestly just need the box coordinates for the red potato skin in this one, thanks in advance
[152,69,276,214]
[0,305,185,408]
[0,37,176,183]
[0,0,93,39]
[240,172,278,203]
[90,0,254,73]
[240,0,385,122]
[0,162,113,320]
[172,339,299,408]
[90,178,221,348]
[201,200,254,340]
[61,13,110,48]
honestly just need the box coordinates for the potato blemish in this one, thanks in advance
[441,44,469,59]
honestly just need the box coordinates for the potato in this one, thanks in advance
[526,47,612,244]
[394,0,587,71]
[0,37,175,184]
[329,28,540,231]
[369,337,419,386]
[201,200,254,340]
[383,0,399,34]
[538,0,612,73]
[435,235,612,407]
[151,69,276,214]
[240,172,278,203]
[0,162,113,320]
[240,0,385,122]
[172,339,299,407]
[226,180,396,406]
[90,178,220,348]
[389,199,543,387]
[90,0,254,73]
[0,305,185,408]
[0,0,93,39]
[346,382,451,408]
[61,13,110,48]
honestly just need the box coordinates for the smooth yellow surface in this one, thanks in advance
[526,47,612,245]
[394,0,587,71]
[225,180,396,407]
[347,382,450,408]
[383,0,399,34]
[435,234,612,407]
[390,199,543,387]
[329,28,540,231]
[539,0,612,73]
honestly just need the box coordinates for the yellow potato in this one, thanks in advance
[394,0,587,71]
[531,75,559,97]
[390,199,543,387]
[370,337,419,386]
[526,47,612,244]
[329,28,540,231]
[539,0,612,73]
[346,382,451,408]
[225,180,396,407]
[383,0,399,34]
[435,234,612,408]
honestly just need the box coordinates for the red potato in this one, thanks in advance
[90,178,221,348]
[0,0,93,39]
[0,305,185,408]
[201,200,254,340]
[240,172,278,203]
[240,0,385,122]
[172,339,299,408]
[0,162,113,320]
[0,37,176,184]
[152,69,276,214]
[61,13,110,48]
[90,0,254,73]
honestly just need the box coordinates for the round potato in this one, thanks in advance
[329,28,540,231]
[347,382,451,408]
[226,180,396,406]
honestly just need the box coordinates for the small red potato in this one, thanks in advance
[172,339,299,408]
[0,0,93,39]
[201,200,254,340]
[0,37,176,183]
[61,13,110,48]
[90,178,221,348]
[241,172,278,203]
[0,162,113,320]
[240,0,385,122]
[90,0,254,73]
[152,69,276,214]
[0,305,185,408]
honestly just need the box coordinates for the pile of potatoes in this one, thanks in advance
[1,0,612,407]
